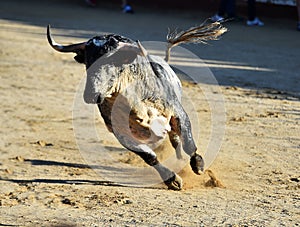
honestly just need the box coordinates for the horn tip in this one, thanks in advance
[47,24,51,35]
[47,24,52,44]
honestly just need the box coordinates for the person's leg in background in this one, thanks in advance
[212,0,236,22]
[246,0,264,26]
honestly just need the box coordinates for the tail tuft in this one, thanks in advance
[165,21,227,62]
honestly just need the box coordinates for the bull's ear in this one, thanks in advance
[74,50,85,64]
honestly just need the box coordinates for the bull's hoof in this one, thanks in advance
[164,174,183,190]
[190,153,204,175]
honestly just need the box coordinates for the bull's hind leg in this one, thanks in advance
[169,131,203,174]
[168,131,183,159]
[171,104,205,175]
[115,134,182,190]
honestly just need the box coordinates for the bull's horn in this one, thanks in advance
[47,25,86,53]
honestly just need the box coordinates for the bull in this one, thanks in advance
[47,22,226,190]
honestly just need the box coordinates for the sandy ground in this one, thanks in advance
[0,0,300,226]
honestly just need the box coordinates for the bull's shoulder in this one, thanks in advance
[148,55,182,101]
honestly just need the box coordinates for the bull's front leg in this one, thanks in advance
[139,147,183,190]
[171,104,205,175]
[114,133,183,190]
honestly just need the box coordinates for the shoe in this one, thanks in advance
[85,0,96,7]
[122,4,134,13]
[211,14,224,22]
[247,17,264,26]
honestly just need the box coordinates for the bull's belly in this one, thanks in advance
[99,94,171,145]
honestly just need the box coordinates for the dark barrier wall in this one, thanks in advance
[110,0,298,19]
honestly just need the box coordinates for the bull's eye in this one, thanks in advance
[92,38,107,47]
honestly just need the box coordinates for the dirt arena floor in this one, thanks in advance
[0,0,299,226]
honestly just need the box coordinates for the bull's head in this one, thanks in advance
[47,25,148,104]
[47,25,141,69]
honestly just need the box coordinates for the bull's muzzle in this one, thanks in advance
[83,91,101,104]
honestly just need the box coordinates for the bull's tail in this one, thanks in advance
[165,20,227,62]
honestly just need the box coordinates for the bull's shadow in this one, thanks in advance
[1,158,123,187]
[1,157,164,189]
[1,177,121,187]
